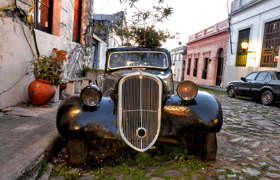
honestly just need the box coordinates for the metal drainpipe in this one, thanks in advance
[227,0,233,55]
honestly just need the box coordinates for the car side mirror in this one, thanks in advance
[241,77,247,82]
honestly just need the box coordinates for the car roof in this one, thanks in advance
[107,46,170,54]
[250,71,280,74]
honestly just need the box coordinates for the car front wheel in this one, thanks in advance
[68,139,88,164]
[200,133,217,161]
[260,90,274,105]
[227,87,236,98]
[187,133,217,161]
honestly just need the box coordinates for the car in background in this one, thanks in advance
[226,71,280,105]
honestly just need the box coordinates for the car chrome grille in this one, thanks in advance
[118,72,162,152]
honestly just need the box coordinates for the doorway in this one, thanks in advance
[216,49,224,86]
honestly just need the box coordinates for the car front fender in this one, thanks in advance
[161,91,223,136]
[56,96,117,140]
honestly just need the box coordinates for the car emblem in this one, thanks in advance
[136,127,147,138]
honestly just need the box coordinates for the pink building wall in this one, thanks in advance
[185,20,229,86]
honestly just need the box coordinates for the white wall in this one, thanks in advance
[0,0,84,108]
[97,42,107,69]
[174,54,184,82]
[170,47,186,82]
[224,0,280,85]
[0,0,13,8]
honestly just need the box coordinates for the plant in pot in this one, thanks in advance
[28,48,68,105]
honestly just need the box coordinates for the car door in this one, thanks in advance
[250,72,269,98]
[238,72,258,96]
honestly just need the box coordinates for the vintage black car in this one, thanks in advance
[56,47,223,164]
[226,71,280,105]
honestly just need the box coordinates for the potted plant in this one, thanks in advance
[28,48,68,105]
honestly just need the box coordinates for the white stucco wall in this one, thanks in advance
[170,47,186,82]
[0,0,13,8]
[0,0,86,109]
[97,42,107,69]
[224,0,280,85]
[173,54,184,82]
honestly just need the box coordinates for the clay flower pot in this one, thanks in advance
[28,79,56,105]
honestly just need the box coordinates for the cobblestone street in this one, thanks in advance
[213,92,280,179]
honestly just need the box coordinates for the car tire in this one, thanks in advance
[260,90,274,105]
[186,133,217,161]
[68,139,88,164]
[200,133,217,161]
[227,87,236,98]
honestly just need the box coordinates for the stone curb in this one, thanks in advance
[174,81,226,93]
[198,85,226,93]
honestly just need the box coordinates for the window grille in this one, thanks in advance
[260,19,280,67]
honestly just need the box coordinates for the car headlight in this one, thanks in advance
[80,85,102,106]
[177,81,198,101]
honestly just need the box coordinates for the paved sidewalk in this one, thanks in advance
[173,81,227,93]
[0,103,59,180]
[198,84,226,92]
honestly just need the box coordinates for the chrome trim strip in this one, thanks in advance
[108,51,169,70]
[123,110,158,112]
[118,71,162,152]
[238,87,249,90]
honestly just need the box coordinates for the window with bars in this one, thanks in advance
[236,28,250,66]
[202,58,208,79]
[35,0,53,33]
[260,19,280,67]
[73,0,82,42]
[187,58,191,75]
[193,58,198,77]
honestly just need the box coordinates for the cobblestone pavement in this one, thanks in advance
[48,91,280,180]
[214,93,280,179]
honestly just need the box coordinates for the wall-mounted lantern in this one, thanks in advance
[241,41,249,50]
[208,58,212,63]
[274,56,279,63]
[241,41,255,53]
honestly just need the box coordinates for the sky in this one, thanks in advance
[94,0,233,50]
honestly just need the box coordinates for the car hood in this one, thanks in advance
[103,69,174,96]
[107,69,172,80]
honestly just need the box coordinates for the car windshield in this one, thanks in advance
[109,51,168,69]
[275,72,280,80]
[246,72,258,81]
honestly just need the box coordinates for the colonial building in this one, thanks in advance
[224,0,280,85]
[185,19,229,86]
[93,11,126,68]
[0,0,106,109]
[170,46,187,82]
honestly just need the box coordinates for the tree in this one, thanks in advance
[120,0,174,47]
[95,0,174,48]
